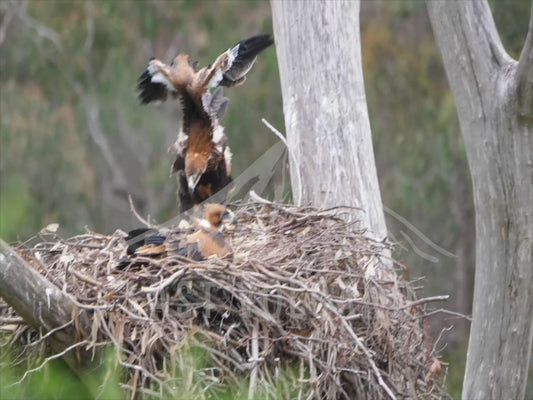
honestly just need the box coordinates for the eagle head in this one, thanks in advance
[203,204,238,231]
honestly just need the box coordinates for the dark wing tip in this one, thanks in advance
[137,68,168,104]
[219,34,274,87]
[236,34,274,56]
[126,228,153,255]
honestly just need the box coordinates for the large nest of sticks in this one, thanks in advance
[1,202,445,399]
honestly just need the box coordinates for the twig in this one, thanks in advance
[321,301,398,400]
[9,0,63,50]
[140,267,188,293]
[402,295,450,310]
[261,118,303,204]
[8,340,89,387]
[0,0,18,46]
[70,269,102,288]
[400,230,439,263]
[249,190,273,204]
[96,309,164,388]
[0,317,24,323]
[28,320,73,347]
[384,205,456,259]
[418,308,472,321]
[128,194,154,228]
[248,322,259,400]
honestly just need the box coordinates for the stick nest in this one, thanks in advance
[1,202,446,399]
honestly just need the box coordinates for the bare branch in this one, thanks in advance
[321,301,398,400]
[128,194,154,228]
[261,118,302,203]
[77,94,129,195]
[0,239,84,338]
[0,239,97,383]
[83,0,95,58]
[384,205,456,259]
[247,322,260,399]
[0,0,18,46]
[8,340,90,387]
[10,0,63,50]
[516,3,533,119]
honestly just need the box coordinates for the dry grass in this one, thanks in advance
[1,202,447,399]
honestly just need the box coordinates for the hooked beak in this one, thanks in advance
[187,174,201,196]
[220,209,238,231]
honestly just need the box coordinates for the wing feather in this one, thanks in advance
[219,34,274,87]
[137,58,176,104]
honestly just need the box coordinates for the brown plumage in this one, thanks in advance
[185,203,237,259]
[124,204,237,262]
[137,34,274,212]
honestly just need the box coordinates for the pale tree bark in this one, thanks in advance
[427,1,533,399]
[270,0,387,241]
[0,239,96,382]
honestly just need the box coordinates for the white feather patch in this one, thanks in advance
[199,219,212,230]
[177,130,188,144]
[209,69,224,88]
[228,44,239,65]
[147,62,158,75]
[212,125,225,144]
[224,146,233,162]
[151,72,174,91]
[188,175,201,191]
[224,146,233,175]
[201,92,211,113]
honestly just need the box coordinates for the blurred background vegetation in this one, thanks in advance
[0,0,531,398]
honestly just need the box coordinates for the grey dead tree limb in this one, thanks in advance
[0,239,96,381]
[427,1,533,399]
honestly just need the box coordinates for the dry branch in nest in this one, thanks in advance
[0,202,447,399]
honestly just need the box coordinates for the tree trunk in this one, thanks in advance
[427,1,533,399]
[270,0,387,241]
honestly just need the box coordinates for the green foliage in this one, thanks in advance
[0,336,309,400]
[0,344,124,400]
[0,178,37,240]
[489,0,532,59]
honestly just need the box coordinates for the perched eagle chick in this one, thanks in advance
[138,34,274,212]
[124,204,237,261]
[185,203,237,259]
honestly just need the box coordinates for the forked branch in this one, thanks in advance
[426,0,512,120]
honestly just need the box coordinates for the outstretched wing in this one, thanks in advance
[137,58,177,104]
[217,34,274,88]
